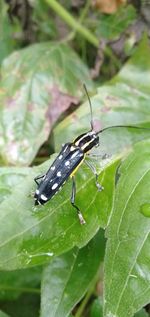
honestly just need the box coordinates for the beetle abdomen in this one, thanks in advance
[34,143,84,205]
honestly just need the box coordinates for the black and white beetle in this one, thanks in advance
[34,85,150,224]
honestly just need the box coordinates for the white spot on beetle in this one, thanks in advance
[40,194,48,201]
[51,166,55,171]
[65,160,70,166]
[52,183,58,190]
[36,189,40,195]
[59,154,63,160]
[57,171,61,177]
[70,146,76,151]
[63,145,68,152]
[71,151,79,158]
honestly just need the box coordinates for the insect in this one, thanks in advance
[34,85,150,224]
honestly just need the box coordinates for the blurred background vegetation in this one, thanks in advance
[1,0,148,78]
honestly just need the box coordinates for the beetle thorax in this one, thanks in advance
[74,131,99,153]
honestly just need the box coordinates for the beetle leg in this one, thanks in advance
[34,174,45,185]
[84,160,104,191]
[71,176,86,225]
[86,153,109,160]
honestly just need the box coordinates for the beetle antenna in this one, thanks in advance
[83,84,94,131]
[96,125,150,134]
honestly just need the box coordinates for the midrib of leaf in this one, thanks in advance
[0,285,40,294]
[132,283,150,308]
[104,164,116,228]
[105,152,132,229]
[19,50,48,138]
[57,46,67,87]
[109,167,150,315]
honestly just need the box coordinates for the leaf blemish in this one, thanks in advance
[45,84,79,124]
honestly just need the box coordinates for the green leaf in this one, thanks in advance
[0,167,30,204]
[114,35,150,93]
[134,308,149,317]
[0,266,41,300]
[0,292,40,317]
[0,42,93,165]
[104,140,150,317]
[90,298,103,317]
[96,5,136,41]
[31,0,58,41]
[54,36,150,155]
[40,230,105,317]
[0,311,10,317]
[0,1,15,64]
[0,155,118,270]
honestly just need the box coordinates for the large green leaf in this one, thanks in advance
[0,156,118,270]
[40,230,105,317]
[0,37,150,272]
[104,140,150,317]
[54,36,150,156]
[0,42,93,165]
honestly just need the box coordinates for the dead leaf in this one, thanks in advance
[92,0,126,14]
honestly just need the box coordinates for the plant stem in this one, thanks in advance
[45,0,99,47]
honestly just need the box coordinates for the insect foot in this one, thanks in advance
[78,211,86,225]
[96,183,104,192]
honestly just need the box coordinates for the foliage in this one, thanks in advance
[0,1,150,316]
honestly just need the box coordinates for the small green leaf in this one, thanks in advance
[40,230,105,317]
[104,140,150,317]
[0,42,93,165]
